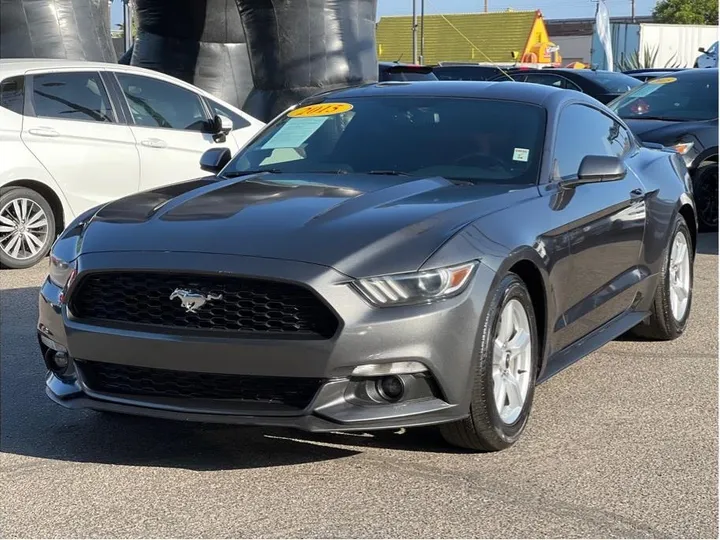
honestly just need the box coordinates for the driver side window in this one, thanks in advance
[116,73,209,132]
[552,104,629,181]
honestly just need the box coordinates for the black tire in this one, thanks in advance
[692,162,718,232]
[440,272,539,452]
[0,187,56,269]
[629,214,694,340]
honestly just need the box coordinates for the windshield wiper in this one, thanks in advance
[367,170,412,176]
[221,169,284,178]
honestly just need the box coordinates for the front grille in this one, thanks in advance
[69,272,338,339]
[78,360,324,409]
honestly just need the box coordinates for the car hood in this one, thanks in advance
[623,118,715,143]
[77,173,534,278]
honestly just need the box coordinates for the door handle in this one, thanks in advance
[140,138,167,148]
[28,127,59,137]
[630,188,644,199]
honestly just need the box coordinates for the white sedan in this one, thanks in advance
[0,59,265,269]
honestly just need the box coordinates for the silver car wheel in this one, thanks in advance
[669,230,691,322]
[0,197,49,261]
[492,298,532,424]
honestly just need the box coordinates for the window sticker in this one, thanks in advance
[513,148,530,162]
[649,77,677,84]
[287,102,353,117]
[261,117,328,149]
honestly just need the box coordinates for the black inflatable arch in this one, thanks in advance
[1,0,379,122]
[1,0,116,62]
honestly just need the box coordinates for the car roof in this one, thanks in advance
[663,67,718,80]
[304,80,592,108]
[0,58,195,85]
[0,58,123,74]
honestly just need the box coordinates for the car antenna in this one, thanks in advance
[395,53,404,63]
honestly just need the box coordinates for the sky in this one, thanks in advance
[111,0,656,29]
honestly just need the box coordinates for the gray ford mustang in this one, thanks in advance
[39,81,697,451]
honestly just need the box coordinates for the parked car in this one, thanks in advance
[41,81,696,452]
[432,64,509,81]
[0,59,265,269]
[609,68,718,231]
[695,42,718,68]
[432,63,550,81]
[490,68,642,104]
[378,62,438,81]
[623,68,686,82]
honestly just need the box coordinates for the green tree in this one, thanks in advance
[653,0,718,25]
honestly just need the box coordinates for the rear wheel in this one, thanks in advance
[0,187,55,269]
[629,214,693,340]
[693,162,718,232]
[440,273,538,451]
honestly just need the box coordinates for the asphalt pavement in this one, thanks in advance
[1,234,718,538]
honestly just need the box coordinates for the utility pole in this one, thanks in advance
[484,0,488,12]
[412,0,418,64]
[419,0,425,64]
[631,0,636,22]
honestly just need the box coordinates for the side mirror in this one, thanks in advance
[577,155,627,183]
[699,47,706,53]
[200,147,232,174]
[209,114,233,142]
[214,114,233,134]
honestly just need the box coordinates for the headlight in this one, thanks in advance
[353,261,478,307]
[48,254,76,288]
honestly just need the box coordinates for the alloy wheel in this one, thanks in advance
[0,197,50,261]
[669,230,691,322]
[492,299,533,424]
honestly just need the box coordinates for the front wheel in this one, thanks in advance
[440,272,539,452]
[0,187,56,269]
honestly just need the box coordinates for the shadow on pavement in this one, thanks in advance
[697,232,718,255]
[9,230,715,468]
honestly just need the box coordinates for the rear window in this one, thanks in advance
[434,66,501,81]
[0,76,24,114]
[379,65,438,82]
[589,71,642,93]
[32,72,114,123]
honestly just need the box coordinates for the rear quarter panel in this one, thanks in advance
[632,146,696,267]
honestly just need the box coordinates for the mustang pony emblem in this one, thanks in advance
[169,288,223,313]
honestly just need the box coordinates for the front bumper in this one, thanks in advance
[39,251,495,432]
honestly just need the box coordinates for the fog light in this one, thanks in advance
[376,375,405,402]
[45,349,69,374]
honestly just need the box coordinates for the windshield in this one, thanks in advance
[609,74,718,121]
[590,71,642,93]
[221,96,547,185]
